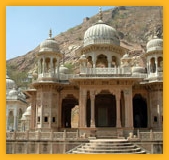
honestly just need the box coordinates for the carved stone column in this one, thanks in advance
[124,88,133,128]
[79,89,87,128]
[90,91,95,128]
[13,109,17,131]
[6,109,9,130]
[115,90,121,128]
[57,58,60,80]
[42,57,45,75]
[30,93,36,130]
[92,55,96,68]
[155,56,158,76]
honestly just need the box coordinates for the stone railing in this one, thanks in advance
[80,67,131,75]
[137,130,163,141]
[6,130,79,141]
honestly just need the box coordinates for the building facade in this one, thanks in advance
[23,10,163,138]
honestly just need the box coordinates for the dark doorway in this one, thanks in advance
[95,93,116,127]
[62,95,78,128]
[133,94,148,128]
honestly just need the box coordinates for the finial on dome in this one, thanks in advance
[49,29,52,38]
[153,27,158,38]
[98,6,103,21]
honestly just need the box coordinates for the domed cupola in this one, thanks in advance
[6,74,16,90]
[39,29,60,54]
[84,8,120,47]
[59,65,69,74]
[8,88,18,97]
[146,36,163,53]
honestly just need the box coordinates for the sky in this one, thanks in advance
[6,6,114,60]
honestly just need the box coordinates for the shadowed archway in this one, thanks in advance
[133,94,148,128]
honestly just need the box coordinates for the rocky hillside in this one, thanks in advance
[6,6,162,87]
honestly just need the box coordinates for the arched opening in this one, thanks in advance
[95,91,116,127]
[120,91,125,127]
[8,111,14,131]
[150,57,156,73]
[133,94,148,128]
[86,91,91,127]
[45,57,50,73]
[96,54,108,68]
[158,56,163,72]
[40,58,43,73]
[87,56,93,68]
[53,58,57,74]
[61,95,78,128]
[112,56,117,67]
[18,109,23,130]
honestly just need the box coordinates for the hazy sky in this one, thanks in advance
[6,6,114,60]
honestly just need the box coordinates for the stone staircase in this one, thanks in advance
[69,139,147,154]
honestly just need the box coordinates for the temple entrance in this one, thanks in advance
[62,95,78,128]
[133,94,148,128]
[95,93,116,127]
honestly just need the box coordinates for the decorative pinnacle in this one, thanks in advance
[98,6,103,21]
[153,26,158,38]
[49,29,52,38]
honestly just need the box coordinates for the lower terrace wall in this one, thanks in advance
[6,130,163,154]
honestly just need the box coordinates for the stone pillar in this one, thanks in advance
[147,57,150,75]
[116,90,121,128]
[6,109,9,130]
[42,57,45,75]
[108,55,112,68]
[31,94,36,130]
[13,116,17,131]
[58,94,62,128]
[38,59,40,75]
[50,57,53,76]
[57,58,60,80]
[90,91,95,128]
[40,103,43,128]
[155,56,158,76]
[13,109,17,131]
[92,55,96,68]
[79,90,87,127]
[124,88,133,128]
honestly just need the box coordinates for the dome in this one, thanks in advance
[84,20,120,47]
[6,75,16,90]
[39,38,59,53]
[132,66,146,74]
[20,113,27,121]
[24,106,31,117]
[8,88,18,97]
[146,36,163,53]
[39,30,60,53]
[79,54,87,62]
[59,65,69,74]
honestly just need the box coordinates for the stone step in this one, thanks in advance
[76,147,142,153]
[82,145,136,150]
[69,139,147,154]
[72,150,146,154]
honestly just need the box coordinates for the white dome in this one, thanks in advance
[39,37,60,53]
[146,36,163,53]
[26,106,31,112]
[84,20,120,47]
[8,88,18,97]
[132,66,146,74]
[6,75,16,90]
[59,65,69,74]
[24,106,31,117]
